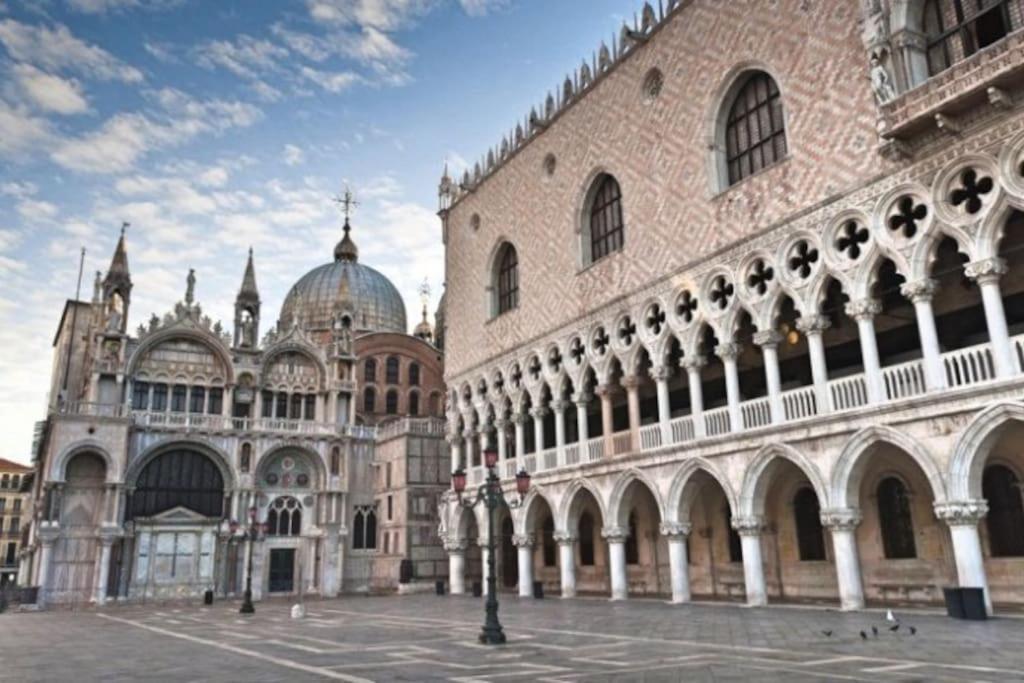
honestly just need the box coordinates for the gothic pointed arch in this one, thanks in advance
[831,425,946,509]
[579,171,625,266]
[739,443,830,518]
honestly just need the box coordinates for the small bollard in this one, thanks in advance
[203,590,214,606]
[533,581,544,599]
[472,581,483,598]
[436,580,445,596]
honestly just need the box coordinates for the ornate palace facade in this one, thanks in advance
[23,217,449,605]
[438,0,1024,613]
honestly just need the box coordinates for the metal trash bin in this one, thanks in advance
[20,587,38,605]
[944,587,965,619]
[399,560,413,584]
[532,581,544,599]
[204,590,214,606]
[944,587,987,620]
[435,580,445,596]
[472,581,483,598]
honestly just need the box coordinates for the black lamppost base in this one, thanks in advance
[240,590,255,614]
[478,626,507,645]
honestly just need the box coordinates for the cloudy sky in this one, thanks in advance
[0,0,635,461]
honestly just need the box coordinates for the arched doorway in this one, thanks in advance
[522,494,558,595]
[677,468,743,601]
[51,452,107,604]
[564,486,607,595]
[613,478,664,596]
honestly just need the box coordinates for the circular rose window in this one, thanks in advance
[265,473,279,486]
[296,473,310,487]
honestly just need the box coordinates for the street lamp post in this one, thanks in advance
[452,448,531,645]
[231,505,266,615]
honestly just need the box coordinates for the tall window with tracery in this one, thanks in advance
[496,243,519,314]
[363,386,376,413]
[386,356,400,384]
[364,358,377,383]
[408,362,420,386]
[385,389,399,415]
[924,0,1024,76]
[725,71,786,186]
[877,477,917,559]
[266,497,302,536]
[588,175,624,262]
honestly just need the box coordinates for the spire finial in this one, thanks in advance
[333,184,359,226]
[121,221,129,236]
[332,184,360,262]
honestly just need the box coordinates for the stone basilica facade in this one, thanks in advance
[438,0,1024,613]
[22,217,450,605]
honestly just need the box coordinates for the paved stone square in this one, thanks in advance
[2,595,1023,682]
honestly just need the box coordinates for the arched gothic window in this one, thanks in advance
[353,510,365,548]
[579,512,595,566]
[727,513,743,563]
[364,358,377,383]
[724,71,786,186]
[267,497,302,536]
[586,174,624,263]
[386,356,400,385]
[130,449,224,519]
[240,443,252,473]
[983,464,1024,557]
[542,515,556,567]
[625,511,640,564]
[365,509,377,549]
[385,389,399,415]
[408,391,420,417]
[330,446,340,476]
[409,362,420,386]
[363,387,376,413]
[494,242,519,315]
[352,506,378,550]
[924,0,1022,76]
[793,487,826,561]
[877,477,917,559]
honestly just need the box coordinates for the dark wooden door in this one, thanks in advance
[268,548,295,593]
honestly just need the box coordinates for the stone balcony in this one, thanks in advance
[879,29,1024,141]
[471,333,1024,487]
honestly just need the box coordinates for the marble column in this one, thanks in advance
[902,279,946,390]
[572,392,590,445]
[463,428,477,467]
[446,540,467,595]
[512,412,526,462]
[797,315,832,414]
[529,406,546,456]
[966,258,1016,379]
[37,529,58,604]
[94,535,115,604]
[716,343,743,432]
[821,508,865,611]
[594,383,615,457]
[650,365,672,446]
[733,516,767,607]
[661,522,692,604]
[621,375,642,451]
[845,299,885,404]
[551,400,567,464]
[753,330,785,423]
[495,418,509,463]
[448,434,463,472]
[513,534,535,598]
[554,533,577,598]
[603,526,629,601]
[935,500,993,615]
[681,356,706,438]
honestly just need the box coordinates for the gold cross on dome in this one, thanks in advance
[333,185,359,223]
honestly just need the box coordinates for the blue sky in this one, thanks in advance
[0,0,637,460]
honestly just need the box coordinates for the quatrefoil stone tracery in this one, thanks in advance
[618,316,638,346]
[645,304,666,335]
[709,276,734,311]
[676,290,698,323]
[836,220,869,261]
[746,259,774,296]
[569,337,586,365]
[788,240,819,279]
[949,168,994,215]
[548,347,563,373]
[888,196,928,239]
[593,327,610,356]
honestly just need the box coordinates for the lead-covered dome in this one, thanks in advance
[278,221,407,334]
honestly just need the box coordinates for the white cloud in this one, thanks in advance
[13,64,90,115]
[193,34,289,79]
[198,166,229,188]
[51,90,262,173]
[0,180,38,198]
[299,65,360,93]
[458,0,506,16]
[0,19,144,83]
[0,99,53,158]
[251,80,283,102]
[283,144,305,166]
[0,228,22,252]
[143,41,178,64]
[16,198,58,220]
[305,0,434,31]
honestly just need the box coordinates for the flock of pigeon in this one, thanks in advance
[820,610,918,640]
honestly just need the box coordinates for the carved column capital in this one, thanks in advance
[594,383,617,399]
[620,374,642,391]
[796,314,832,335]
[601,525,629,543]
[649,365,673,382]
[965,258,1007,286]
[900,278,938,303]
[714,343,742,361]
[571,392,593,407]
[529,406,549,420]
[680,354,707,372]
[819,508,863,532]
[730,515,765,536]
[511,533,535,548]
[443,537,468,553]
[845,298,882,321]
[493,417,509,430]
[659,521,692,539]
[752,330,783,348]
[934,499,989,525]
[511,411,529,426]
[461,428,476,440]
[552,532,577,546]
[550,399,569,413]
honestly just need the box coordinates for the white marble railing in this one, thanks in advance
[129,410,376,440]
[57,401,129,418]
[496,335,1024,483]
[741,396,772,430]
[704,406,731,437]
[375,417,446,440]
[502,458,518,480]
[541,447,559,471]
[639,422,663,451]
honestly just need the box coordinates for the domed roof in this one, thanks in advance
[278,221,407,334]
